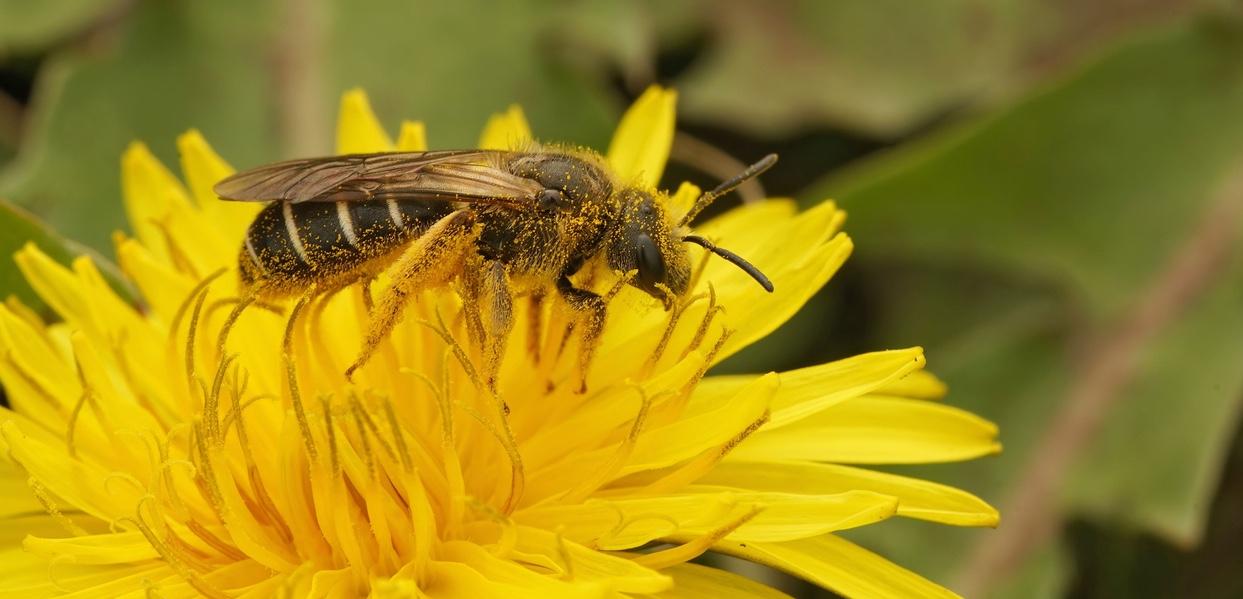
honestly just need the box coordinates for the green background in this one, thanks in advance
[2,1,1242,597]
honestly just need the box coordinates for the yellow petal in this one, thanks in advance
[206,449,300,571]
[397,120,429,151]
[517,488,896,550]
[306,567,356,597]
[0,544,171,598]
[120,142,194,264]
[703,461,999,527]
[114,236,193,326]
[425,557,598,599]
[337,88,394,153]
[607,85,676,188]
[512,525,672,594]
[0,461,42,519]
[715,535,959,599]
[478,105,533,150]
[653,562,793,599]
[665,182,701,225]
[14,244,100,341]
[24,531,159,565]
[0,304,77,422]
[695,348,927,429]
[177,129,235,209]
[623,372,777,475]
[0,420,141,524]
[177,129,258,243]
[717,234,851,360]
[440,540,608,597]
[874,369,948,400]
[733,397,1001,464]
[198,559,280,594]
[14,249,166,386]
[693,199,798,242]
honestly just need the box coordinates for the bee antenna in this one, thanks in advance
[682,235,774,292]
[678,153,778,227]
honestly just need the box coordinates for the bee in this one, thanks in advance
[214,146,775,388]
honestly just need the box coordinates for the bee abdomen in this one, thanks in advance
[240,198,450,294]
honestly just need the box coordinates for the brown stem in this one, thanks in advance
[955,163,1243,595]
[671,131,767,203]
[271,0,328,157]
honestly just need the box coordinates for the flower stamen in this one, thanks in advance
[185,519,248,563]
[348,394,377,480]
[353,394,398,465]
[321,395,340,478]
[598,508,680,550]
[644,293,706,376]
[645,408,770,495]
[466,497,517,558]
[631,504,764,570]
[381,397,414,474]
[283,297,318,460]
[678,283,719,362]
[28,478,87,536]
[678,327,732,402]
[213,295,255,360]
[687,241,713,293]
[561,386,654,504]
[172,271,225,401]
[190,421,227,521]
[125,512,229,599]
[154,424,195,522]
[204,353,236,446]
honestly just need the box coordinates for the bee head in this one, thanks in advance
[606,189,691,307]
[624,153,779,304]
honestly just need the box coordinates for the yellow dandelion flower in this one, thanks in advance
[0,86,1000,598]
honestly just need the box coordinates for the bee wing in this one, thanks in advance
[213,150,542,207]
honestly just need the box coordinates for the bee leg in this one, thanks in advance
[346,210,478,379]
[526,290,545,364]
[458,254,488,350]
[477,259,513,391]
[555,275,606,393]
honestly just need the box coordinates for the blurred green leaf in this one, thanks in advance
[0,0,281,252]
[0,0,618,255]
[660,0,1206,137]
[0,0,119,57]
[804,12,1243,589]
[323,1,615,149]
[0,198,126,311]
[1067,252,1243,544]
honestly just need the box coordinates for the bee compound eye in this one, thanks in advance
[537,189,569,212]
[635,233,666,285]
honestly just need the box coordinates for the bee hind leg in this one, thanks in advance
[346,210,478,379]
[463,258,513,392]
[555,275,607,394]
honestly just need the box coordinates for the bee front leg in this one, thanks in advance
[346,210,478,379]
[555,275,607,393]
